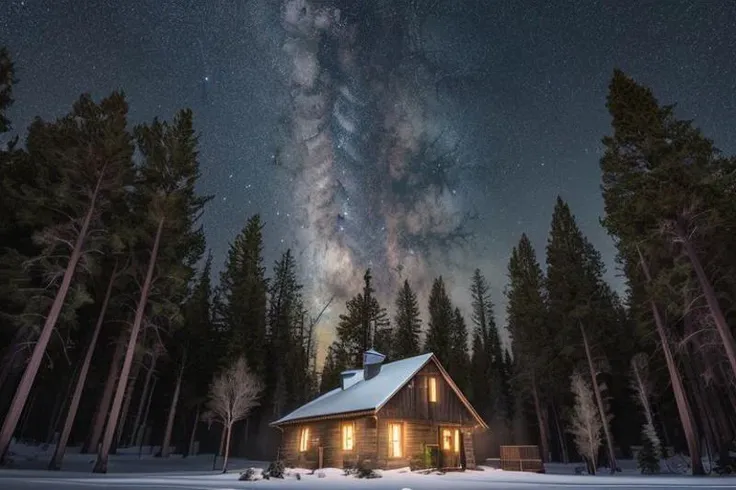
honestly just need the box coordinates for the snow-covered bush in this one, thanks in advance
[265,460,285,478]
[239,468,258,481]
[344,459,381,478]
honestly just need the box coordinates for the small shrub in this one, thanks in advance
[296,472,301,480]
[637,435,660,474]
[239,468,257,481]
[356,459,380,479]
[266,460,285,479]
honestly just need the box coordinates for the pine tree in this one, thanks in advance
[424,276,453,364]
[335,270,390,366]
[449,307,470,394]
[266,249,308,417]
[545,197,618,471]
[392,279,421,359]
[319,342,350,393]
[469,269,506,425]
[637,428,661,474]
[599,70,712,474]
[506,234,551,462]
[161,254,216,457]
[219,215,268,375]
[0,92,136,462]
[93,109,209,473]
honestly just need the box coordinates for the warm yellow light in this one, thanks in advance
[429,377,437,403]
[454,429,460,453]
[299,427,309,452]
[389,423,402,458]
[342,423,354,450]
[442,429,452,450]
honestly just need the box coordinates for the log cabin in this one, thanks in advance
[270,350,488,470]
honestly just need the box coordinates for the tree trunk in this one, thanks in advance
[637,246,704,475]
[682,350,715,461]
[93,217,164,474]
[0,181,101,462]
[676,222,736,381]
[115,355,143,451]
[49,266,116,470]
[580,323,617,473]
[222,423,232,473]
[83,332,125,454]
[551,400,569,463]
[130,352,157,447]
[530,371,550,463]
[185,403,200,458]
[18,388,38,442]
[138,376,156,451]
[45,371,74,444]
[161,351,186,458]
[0,330,26,394]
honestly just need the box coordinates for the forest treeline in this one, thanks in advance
[1,46,736,475]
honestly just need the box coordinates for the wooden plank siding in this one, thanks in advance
[277,358,484,470]
[379,363,476,426]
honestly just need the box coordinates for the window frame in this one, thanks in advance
[388,422,404,458]
[342,422,355,451]
[298,427,310,452]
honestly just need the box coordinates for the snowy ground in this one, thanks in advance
[1,443,736,490]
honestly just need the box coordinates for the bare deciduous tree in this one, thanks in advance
[203,357,262,473]
[568,371,603,475]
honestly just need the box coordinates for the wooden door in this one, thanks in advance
[438,427,461,469]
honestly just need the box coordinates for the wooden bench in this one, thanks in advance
[500,445,545,473]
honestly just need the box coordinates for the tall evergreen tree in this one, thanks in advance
[319,342,350,393]
[545,197,619,471]
[469,269,507,425]
[93,108,209,473]
[392,279,421,359]
[335,269,390,366]
[506,234,551,462]
[424,276,453,364]
[266,249,308,417]
[161,253,217,458]
[449,307,470,393]
[219,215,268,376]
[0,93,136,462]
[599,69,718,474]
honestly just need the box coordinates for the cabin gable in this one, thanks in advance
[378,358,476,425]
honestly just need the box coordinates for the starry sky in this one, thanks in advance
[2,0,736,357]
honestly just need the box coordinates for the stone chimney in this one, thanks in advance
[363,349,386,381]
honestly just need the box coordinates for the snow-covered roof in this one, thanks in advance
[271,353,434,426]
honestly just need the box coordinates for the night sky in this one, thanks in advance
[2,1,736,355]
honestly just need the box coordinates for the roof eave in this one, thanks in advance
[269,409,376,427]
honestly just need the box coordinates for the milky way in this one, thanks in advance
[279,0,477,312]
[3,0,736,359]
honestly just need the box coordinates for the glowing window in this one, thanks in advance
[342,423,354,451]
[442,429,452,450]
[454,429,460,453]
[428,377,437,403]
[389,423,403,458]
[299,427,309,452]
